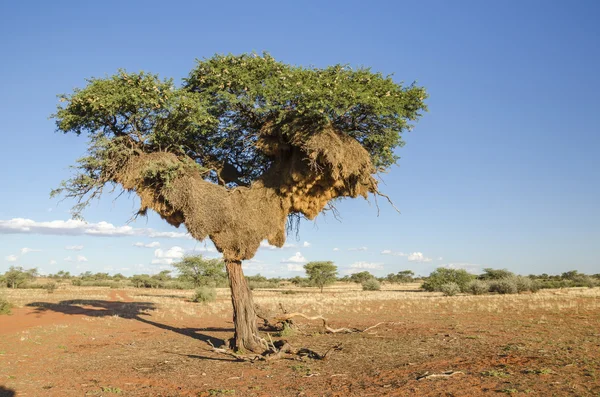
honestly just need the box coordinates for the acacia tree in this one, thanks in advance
[304,261,338,292]
[173,255,226,287]
[52,53,427,352]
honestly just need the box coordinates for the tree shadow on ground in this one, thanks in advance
[26,300,226,347]
[0,386,15,397]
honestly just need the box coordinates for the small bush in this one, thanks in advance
[71,279,83,286]
[0,297,12,315]
[192,286,216,303]
[513,276,533,293]
[422,268,475,292]
[44,282,58,293]
[466,280,490,295]
[362,278,381,291]
[440,282,461,296]
[489,279,518,294]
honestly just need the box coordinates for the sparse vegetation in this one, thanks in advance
[192,286,217,303]
[422,268,475,293]
[0,296,12,315]
[361,278,381,291]
[440,282,461,296]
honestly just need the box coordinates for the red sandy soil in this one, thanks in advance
[1,290,599,396]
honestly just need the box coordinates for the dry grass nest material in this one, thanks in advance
[115,123,378,261]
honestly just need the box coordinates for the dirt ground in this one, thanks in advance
[0,285,599,396]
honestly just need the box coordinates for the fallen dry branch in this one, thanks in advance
[416,371,464,381]
[273,313,389,334]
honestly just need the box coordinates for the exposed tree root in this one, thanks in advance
[207,339,342,363]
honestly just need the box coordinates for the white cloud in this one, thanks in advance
[49,260,57,265]
[260,240,304,250]
[407,252,432,262]
[350,261,383,270]
[65,245,84,251]
[0,218,190,239]
[438,257,443,261]
[133,241,161,248]
[192,243,217,253]
[5,255,17,262]
[65,255,88,263]
[287,264,305,272]
[348,247,368,251]
[381,249,407,256]
[333,248,339,252]
[281,252,307,264]
[20,247,41,254]
[443,263,483,273]
[152,246,185,265]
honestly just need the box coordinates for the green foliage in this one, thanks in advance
[2,266,38,289]
[385,270,414,283]
[421,268,475,292]
[440,282,461,296]
[349,271,375,284]
[0,297,12,315]
[52,53,427,217]
[304,261,338,292]
[478,268,515,280]
[361,278,381,291]
[172,255,227,287]
[489,278,518,295]
[465,280,490,295]
[43,283,58,293]
[192,286,217,303]
[289,276,310,287]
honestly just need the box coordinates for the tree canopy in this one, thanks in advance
[52,53,427,261]
[304,261,338,292]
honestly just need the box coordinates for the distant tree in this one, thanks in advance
[112,273,126,280]
[152,270,172,281]
[386,270,414,283]
[350,271,374,284]
[173,255,226,287]
[51,53,427,351]
[304,261,338,293]
[478,268,514,280]
[2,266,38,289]
[422,268,475,292]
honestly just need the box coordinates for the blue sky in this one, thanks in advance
[1,1,598,278]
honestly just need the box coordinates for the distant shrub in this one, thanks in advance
[422,268,475,292]
[440,282,461,296]
[362,278,381,291]
[44,282,58,293]
[0,297,12,315]
[192,286,217,303]
[248,280,281,290]
[71,279,83,286]
[513,276,534,293]
[489,278,518,294]
[466,280,490,295]
[281,290,299,295]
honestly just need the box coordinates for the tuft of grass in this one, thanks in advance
[481,369,511,378]
[275,322,296,337]
[0,296,13,315]
[208,389,235,396]
[101,386,122,394]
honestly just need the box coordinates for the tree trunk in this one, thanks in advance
[225,260,262,352]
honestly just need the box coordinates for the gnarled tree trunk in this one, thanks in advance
[225,260,262,352]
